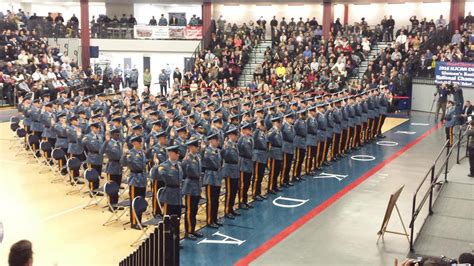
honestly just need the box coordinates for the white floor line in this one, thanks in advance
[0,158,30,166]
[41,204,87,222]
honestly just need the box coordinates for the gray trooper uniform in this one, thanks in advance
[376,92,389,136]
[222,139,240,215]
[149,141,168,216]
[103,138,123,184]
[445,105,457,146]
[40,110,57,141]
[121,145,148,227]
[82,131,104,189]
[30,105,44,134]
[306,110,319,174]
[158,159,183,216]
[281,120,295,185]
[293,112,308,181]
[182,150,202,234]
[267,121,283,192]
[252,128,268,198]
[331,107,342,159]
[238,134,253,205]
[54,123,69,151]
[203,144,222,225]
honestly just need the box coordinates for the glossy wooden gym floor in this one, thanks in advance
[0,115,416,265]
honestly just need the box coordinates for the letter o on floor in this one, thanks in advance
[376,141,399,147]
[350,155,376,161]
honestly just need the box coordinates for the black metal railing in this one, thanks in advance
[409,124,469,251]
[119,215,180,266]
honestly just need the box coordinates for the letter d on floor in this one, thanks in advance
[272,196,309,208]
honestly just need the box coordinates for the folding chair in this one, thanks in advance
[83,168,105,209]
[51,148,68,183]
[66,157,85,195]
[39,140,54,173]
[130,196,162,246]
[26,134,42,164]
[9,117,20,149]
[103,181,130,226]
[14,128,28,156]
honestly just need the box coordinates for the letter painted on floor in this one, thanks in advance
[351,155,376,161]
[197,231,246,246]
[272,196,309,208]
[376,141,399,147]
[313,172,348,181]
[395,130,416,135]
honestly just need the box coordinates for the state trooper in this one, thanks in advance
[82,122,105,191]
[305,106,319,175]
[267,117,283,194]
[221,127,240,219]
[331,100,343,160]
[158,145,183,217]
[316,104,328,168]
[30,98,44,139]
[376,88,389,138]
[444,100,457,147]
[121,136,148,230]
[281,113,296,187]
[252,119,268,201]
[66,115,85,184]
[325,103,335,163]
[238,123,254,209]
[40,102,57,155]
[353,95,364,149]
[202,133,222,228]
[149,131,168,217]
[360,93,369,145]
[182,138,204,240]
[293,110,308,181]
[102,127,123,206]
[52,112,69,172]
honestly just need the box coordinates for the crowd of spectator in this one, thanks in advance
[0,7,473,107]
[178,19,259,95]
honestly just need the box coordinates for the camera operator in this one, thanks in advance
[434,82,450,121]
[451,84,464,121]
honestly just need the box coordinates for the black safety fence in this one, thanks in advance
[409,123,469,252]
[119,215,180,266]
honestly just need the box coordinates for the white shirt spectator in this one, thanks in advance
[17,52,28,65]
[310,61,319,71]
[396,33,407,45]
[436,17,446,28]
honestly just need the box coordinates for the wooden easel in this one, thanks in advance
[377,185,410,244]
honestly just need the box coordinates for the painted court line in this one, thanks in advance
[41,204,87,223]
[235,122,442,266]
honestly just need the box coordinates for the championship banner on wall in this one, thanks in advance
[169,26,186,39]
[134,25,202,40]
[435,61,474,87]
[134,25,170,39]
[185,26,203,39]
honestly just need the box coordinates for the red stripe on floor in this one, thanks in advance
[235,122,442,266]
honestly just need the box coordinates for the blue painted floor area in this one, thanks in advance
[180,112,438,266]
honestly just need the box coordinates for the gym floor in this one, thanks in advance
[0,111,447,266]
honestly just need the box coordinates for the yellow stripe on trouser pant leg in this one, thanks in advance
[225,177,230,214]
[186,195,192,233]
[207,185,211,224]
[240,172,244,203]
[252,163,258,196]
[131,186,135,225]
[281,154,287,186]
